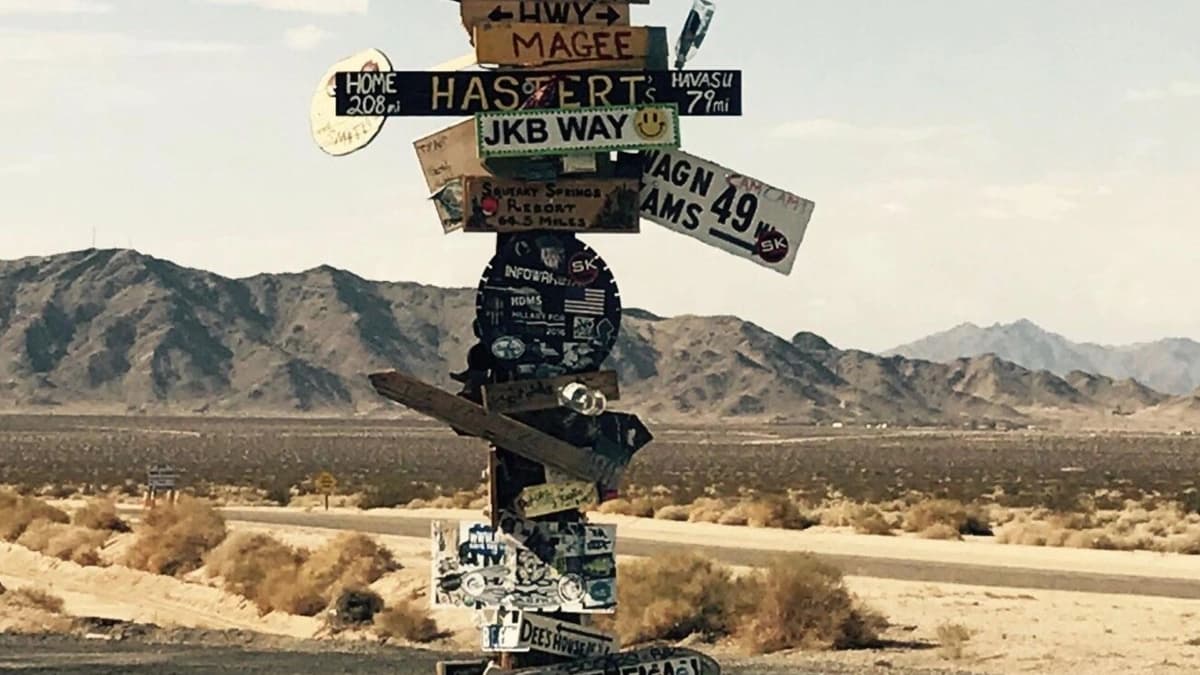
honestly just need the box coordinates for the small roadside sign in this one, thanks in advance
[462,176,639,233]
[636,148,816,276]
[314,471,337,494]
[310,48,392,156]
[482,371,620,414]
[473,23,667,70]
[480,608,617,657]
[146,465,179,490]
[414,119,488,232]
[476,104,679,158]
[515,480,598,518]
[460,1,631,32]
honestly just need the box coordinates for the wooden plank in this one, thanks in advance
[515,480,597,517]
[473,23,667,71]
[413,119,487,232]
[636,148,816,276]
[480,608,617,656]
[462,176,638,234]
[476,104,679,158]
[494,646,719,675]
[461,1,631,32]
[482,371,619,413]
[368,371,625,484]
[435,660,489,675]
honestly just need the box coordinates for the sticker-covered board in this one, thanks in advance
[636,148,816,276]
[462,176,639,233]
[479,608,617,657]
[476,104,678,158]
[475,233,621,379]
[473,23,667,71]
[414,119,487,232]
[334,69,741,117]
[432,519,617,613]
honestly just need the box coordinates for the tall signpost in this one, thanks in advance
[312,2,815,672]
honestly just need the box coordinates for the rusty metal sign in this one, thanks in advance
[462,176,639,233]
[473,23,667,70]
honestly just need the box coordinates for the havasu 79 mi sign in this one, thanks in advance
[477,104,679,158]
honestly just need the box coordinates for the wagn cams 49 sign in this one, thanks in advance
[636,148,815,276]
[477,104,679,158]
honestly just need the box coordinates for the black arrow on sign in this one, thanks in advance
[598,4,620,25]
[489,6,514,21]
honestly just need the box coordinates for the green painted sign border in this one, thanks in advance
[475,103,681,159]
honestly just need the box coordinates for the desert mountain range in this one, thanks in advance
[886,319,1200,396]
[1,249,1196,427]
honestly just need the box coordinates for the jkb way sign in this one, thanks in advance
[637,148,815,276]
[476,104,679,158]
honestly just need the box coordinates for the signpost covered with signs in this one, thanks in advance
[314,0,815,670]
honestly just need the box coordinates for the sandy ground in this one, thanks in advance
[5,509,1200,674]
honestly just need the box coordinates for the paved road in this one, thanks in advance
[208,508,1200,600]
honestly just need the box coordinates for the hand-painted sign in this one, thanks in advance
[636,148,815,275]
[460,1,631,31]
[501,646,720,675]
[474,23,667,71]
[477,104,679,158]
[475,233,622,379]
[369,371,626,484]
[432,520,617,613]
[310,48,392,156]
[435,661,488,675]
[482,370,619,414]
[480,608,617,657]
[414,119,488,232]
[146,465,180,490]
[314,471,337,494]
[516,480,598,517]
[462,176,639,233]
[334,70,741,117]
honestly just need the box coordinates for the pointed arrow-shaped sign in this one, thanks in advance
[488,5,513,21]
[599,4,620,25]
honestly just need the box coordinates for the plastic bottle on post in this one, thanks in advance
[674,0,717,70]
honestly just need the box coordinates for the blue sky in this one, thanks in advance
[1,0,1198,351]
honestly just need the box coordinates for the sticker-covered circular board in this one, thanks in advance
[476,233,621,379]
[309,48,391,156]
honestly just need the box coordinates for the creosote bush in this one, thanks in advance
[16,521,108,566]
[374,598,441,642]
[72,499,130,532]
[123,497,228,577]
[0,490,69,541]
[604,551,738,645]
[903,499,992,536]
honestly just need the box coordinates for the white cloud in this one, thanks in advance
[0,0,112,14]
[284,24,329,50]
[1125,80,1200,102]
[978,182,1087,222]
[771,118,980,144]
[0,29,242,62]
[205,0,367,14]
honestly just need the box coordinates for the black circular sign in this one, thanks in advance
[476,233,621,379]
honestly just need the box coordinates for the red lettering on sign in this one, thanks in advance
[512,29,635,62]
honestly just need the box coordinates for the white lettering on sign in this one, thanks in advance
[638,148,815,276]
[476,104,679,158]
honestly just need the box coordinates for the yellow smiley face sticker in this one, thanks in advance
[634,107,669,141]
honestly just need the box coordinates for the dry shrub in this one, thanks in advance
[606,551,738,645]
[653,505,691,521]
[918,523,962,540]
[848,505,894,536]
[16,520,109,565]
[936,622,972,659]
[904,499,992,536]
[736,554,886,654]
[72,499,130,532]
[726,497,816,530]
[329,588,384,628]
[0,491,69,541]
[597,497,659,518]
[688,497,733,523]
[123,497,227,577]
[299,532,397,600]
[374,598,441,642]
[3,587,65,614]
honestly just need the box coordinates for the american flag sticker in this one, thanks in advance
[563,288,606,316]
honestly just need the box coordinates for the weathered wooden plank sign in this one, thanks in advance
[636,148,816,276]
[501,646,721,675]
[482,371,619,413]
[477,104,679,158]
[480,608,617,657]
[474,23,667,70]
[432,520,616,613]
[460,1,631,32]
[516,480,598,517]
[414,119,487,232]
[369,371,626,484]
[334,69,742,117]
[310,48,392,156]
[462,176,639,233]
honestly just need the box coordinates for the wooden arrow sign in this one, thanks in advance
[460,1,631,33]
[482,371,619,413]
[473,23,667,71]
[368,371,625,485]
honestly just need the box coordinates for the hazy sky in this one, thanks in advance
[1,0,1197,352]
